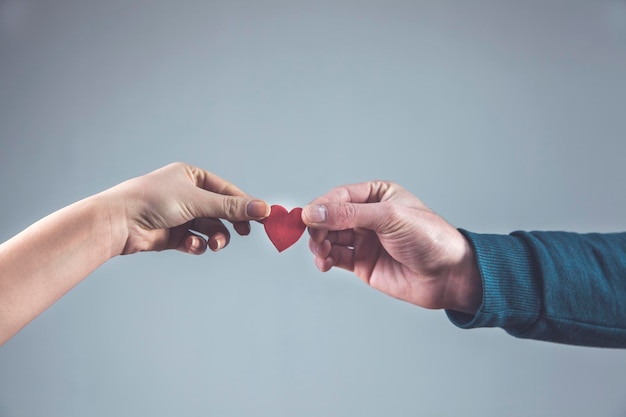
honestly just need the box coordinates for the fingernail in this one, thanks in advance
[209,237,222,251]
[246,200,268,218]
[304,204,327,223]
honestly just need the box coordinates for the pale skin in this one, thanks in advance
[301,181,483,315]
[0,162,270,345]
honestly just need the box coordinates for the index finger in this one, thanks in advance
[184,164,269,224]
[302,181,421,232]
[188,165,250,197]
[309,180,420,206]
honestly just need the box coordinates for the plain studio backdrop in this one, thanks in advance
[1,1,626,416]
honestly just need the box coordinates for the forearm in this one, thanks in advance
[448,230,626,348]
[0,192,122,344]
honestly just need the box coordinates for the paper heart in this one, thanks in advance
[262,205,306,252]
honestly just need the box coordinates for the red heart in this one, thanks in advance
[262,205,306,252]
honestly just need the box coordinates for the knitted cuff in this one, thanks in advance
[446,230,541,335]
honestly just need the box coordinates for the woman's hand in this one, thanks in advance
[105,162,270,256]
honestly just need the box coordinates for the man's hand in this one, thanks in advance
[302,181,481,315]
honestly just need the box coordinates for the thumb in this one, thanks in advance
[302,201,385,232]
[188,189,270,221]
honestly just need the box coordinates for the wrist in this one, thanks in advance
[445,231,482,315]
[92,186,131,258]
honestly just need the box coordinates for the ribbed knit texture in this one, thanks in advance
[446,230,626,348]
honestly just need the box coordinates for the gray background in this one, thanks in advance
[1,0,626,416]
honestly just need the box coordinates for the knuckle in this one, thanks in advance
[336,202,357,221]
[335,186,352,201]
[370,180,394,200]
[167,161,188,173]
[169,161,185,168]
[222,196,242,219]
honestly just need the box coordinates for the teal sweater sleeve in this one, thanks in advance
[446,230,626,348]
